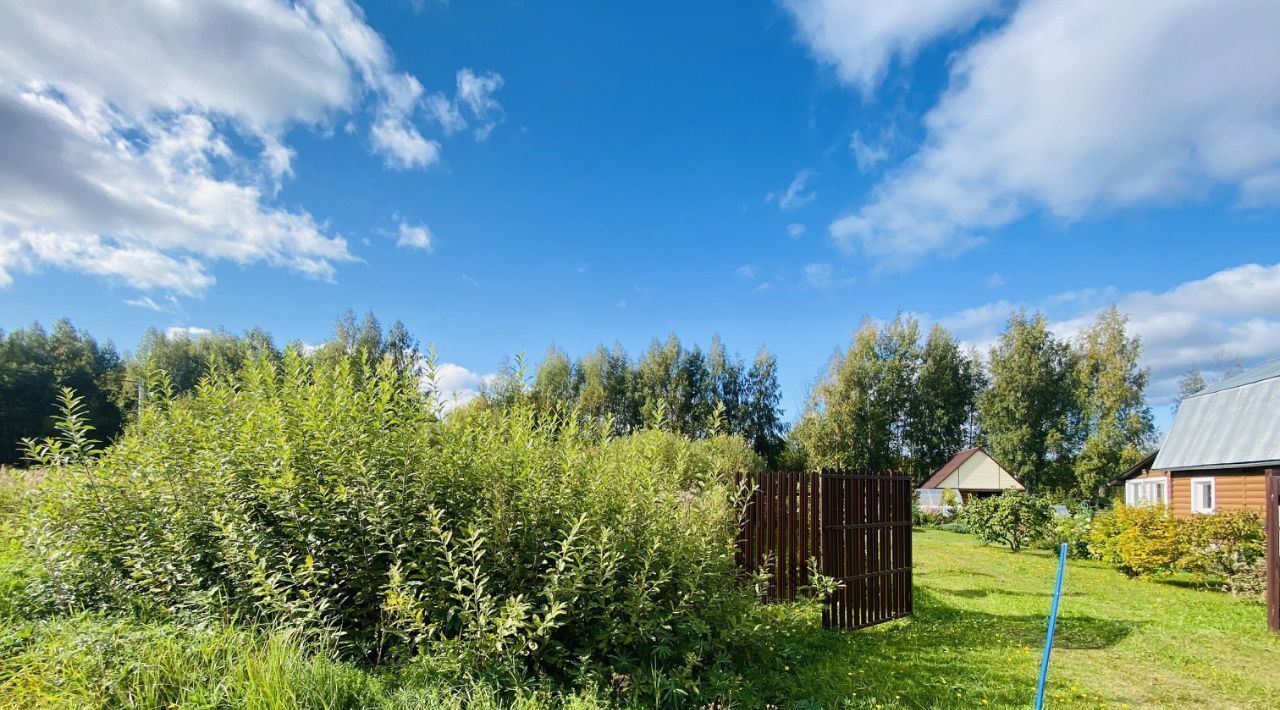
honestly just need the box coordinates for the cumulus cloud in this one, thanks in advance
[934,262,1280,409]
[428,362,496,413]
[782,0,1003,94]
[736,264,758,280]
[787,223,807,238]
[0,0,502,293]
[395,222,434,251]
[766,169,817,211]
[817,0,1280,268]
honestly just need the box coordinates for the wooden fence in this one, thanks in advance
[736,469,913,630]
[1267,469,1278,634]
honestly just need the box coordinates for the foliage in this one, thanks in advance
[1087,505,1182,577]
[906,326,984,483]
[1035,507,1093,558]
[1072,308,1156,502]
[22,352,750,697]
[0,320,125,464]
[913,509,948,528]
[1226,558,1266,600]
[126,325,281,407]
[516,336,785,463]
[1087,505,1264,582]
[792,316,921,472]
[1173,368,1207,415]
[1178,510,1265,580]
[959,492,1053,552]
[978,311,1080,492]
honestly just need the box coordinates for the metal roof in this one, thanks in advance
[1153,359,1280,471]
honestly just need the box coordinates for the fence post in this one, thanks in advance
[1267,469,1279,634]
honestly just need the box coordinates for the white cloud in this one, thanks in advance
[456,69,505,141]
[766,169,817,211]
[395,222,434,251]
[782,0,1003,94]
[936,262,1280,409]
[822,0,1280,268]
[799,262,855,290]
[850,130,890,171]
[429,362,496,413]
[736,264,758,280]
[787,223,807,238]
[125,294,184,315]
[0,0,501,293]
[984,272,1006,289]
[165,325,213,339]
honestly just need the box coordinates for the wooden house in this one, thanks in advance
[1113,360,1280,517]
[917,447,1025,511]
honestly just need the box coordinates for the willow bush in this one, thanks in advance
[23,350,755,693]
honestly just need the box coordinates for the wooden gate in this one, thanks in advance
[736,469,912,630]
[1267,469,1278,634]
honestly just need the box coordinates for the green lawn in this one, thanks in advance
[746,529,1280,708]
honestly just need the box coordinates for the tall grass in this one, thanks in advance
[19,350,759,699]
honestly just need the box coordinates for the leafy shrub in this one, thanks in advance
[1035,507,1093,558]
[959,492,1052,552]
[913,509,947,528]
[1226,558,1266,600]
[938,522,969,534]
[1179,510,1265,580]
[1087,506,1265,582]
[1087,505,1182,577]
[22,353,750,697]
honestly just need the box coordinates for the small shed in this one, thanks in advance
[917,447,1025,511]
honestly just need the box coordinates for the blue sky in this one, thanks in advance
[2,0,1279,431]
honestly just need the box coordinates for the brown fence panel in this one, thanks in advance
[737,469,913,630]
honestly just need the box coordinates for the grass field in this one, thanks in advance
[749,529,1280,708]
[1,520,1276,707]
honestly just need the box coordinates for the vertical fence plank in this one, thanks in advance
[738,469,913,630]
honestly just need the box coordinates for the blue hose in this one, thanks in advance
[1035,543,1068,709]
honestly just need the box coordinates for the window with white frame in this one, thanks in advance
[1190,477,1216,514]
[1125,478,1167,508]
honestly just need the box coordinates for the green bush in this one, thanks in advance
[1179,510,1265,580]
[938,522,969,534]
[1087,505,1182,577]
[913,509,947,527]
[1035,507,1093,558]
[1226,558,1266,600]
[22,352,749,697]
[958,492,1052,552]
[1087,506,1264,582]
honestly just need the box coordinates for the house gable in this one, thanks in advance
[921,448,1025,492]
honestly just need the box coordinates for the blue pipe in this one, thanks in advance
[1035,543,1068,709]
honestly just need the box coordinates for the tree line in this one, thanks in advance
[0,311,420,464]
[476,336,787,462]
[790,307,1157,501]
[2,306,1162,500]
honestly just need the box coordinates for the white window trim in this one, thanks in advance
[1124,478,1169,508]
[1190,477,1216,514]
